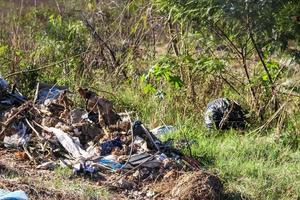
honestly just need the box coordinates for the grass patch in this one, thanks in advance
[113,86,300,200]
[52,166,110,199]
[162,123,300,200]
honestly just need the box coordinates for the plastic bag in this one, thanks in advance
[35,83,67,104]
[0,189,28,200]
[0,76,9,91]
[204,98,245,130]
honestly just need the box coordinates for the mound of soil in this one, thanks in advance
[170,171,223,200]
[149,170,223,200]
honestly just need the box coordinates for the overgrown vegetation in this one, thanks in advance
[0,0,299,199]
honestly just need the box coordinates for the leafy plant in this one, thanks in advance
[142,56,183,93]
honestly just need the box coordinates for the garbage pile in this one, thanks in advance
[0,77,223,199]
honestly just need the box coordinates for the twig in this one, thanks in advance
[219,102,235,129]
[276,89,300,98]
[22,144,36,164]
[4,53,85,79]
[249,32,273,85]
[82,16,118,68]
[249,30,278,111]
[120,110,134,170]
[24,118,43,140]
[250,101,288,134]
[250,86,296,134]
[33,82,40,104]
[219,74,241,95]
[273,65,286,83]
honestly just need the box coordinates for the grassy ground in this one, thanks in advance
[0,1,299,199]
[0,149,114,200]
[176,128,299,200]
[111,86,300,200]
[0,79,299,200]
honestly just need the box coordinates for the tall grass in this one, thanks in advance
[113,85,300,200]
[0,1,299,199]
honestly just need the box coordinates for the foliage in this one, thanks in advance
[0,1,299,199]
[142,56,183,93]
[33,14,88,86]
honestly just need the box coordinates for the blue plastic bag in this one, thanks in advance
[0,189,28,200]
[100,137,123,156]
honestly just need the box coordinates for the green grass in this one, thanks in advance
[52,166,110,199]
[113,86,300,200]
[1,164,111,199]
[0,0,299,199]
[159,121,300,200]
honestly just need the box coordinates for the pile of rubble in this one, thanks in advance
[0,76,223,200]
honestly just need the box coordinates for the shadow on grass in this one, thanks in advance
[196,154,216,167]
[224,192,251,200]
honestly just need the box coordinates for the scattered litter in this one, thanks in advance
[151,125,175,138]
[0,79,223,200]
[118,178,136,190]
[128,152,157,168]
[100,137,123,156]
[3,122,29,148]
[47,127,91,159]
[14,151,29,160]
[133,121,162,151]
[70,108,86,124]
[78,87,121,126]
[35,83,68,104]
[73,161,95,174]
[146,190,155,198]
[99,155,124,170]
[0,77,27,115]
[0,189,28,200]
[36,161,56,170]
[0,76,9,91]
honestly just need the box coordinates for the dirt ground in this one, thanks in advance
[0,148,224,200]
[0,148,121,200]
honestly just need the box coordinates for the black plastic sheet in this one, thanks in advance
[0,77,27,115]
[204,98,245,130]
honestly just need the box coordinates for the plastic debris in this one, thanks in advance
[118,178,135,190]
[0,76,9,91]
[0,77,27,115]
[127,152,161,168]
[0,189,28,200]
[133,121,162,151]
[100,137,123,156]
[70,108,86,124]
[78,87,121,126]
[73,160,95,174]
[48,127,91,159]
[35,83,68,104]
[81,112,99,124]
[204,98,246,130]
[0,83,214,200]
[151,125,175,138]
[128,152,152,166]
[3,121,29,147]
[99,155,124,170]
[36,161,56,170]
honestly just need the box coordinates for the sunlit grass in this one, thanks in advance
[115,86,300,200]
